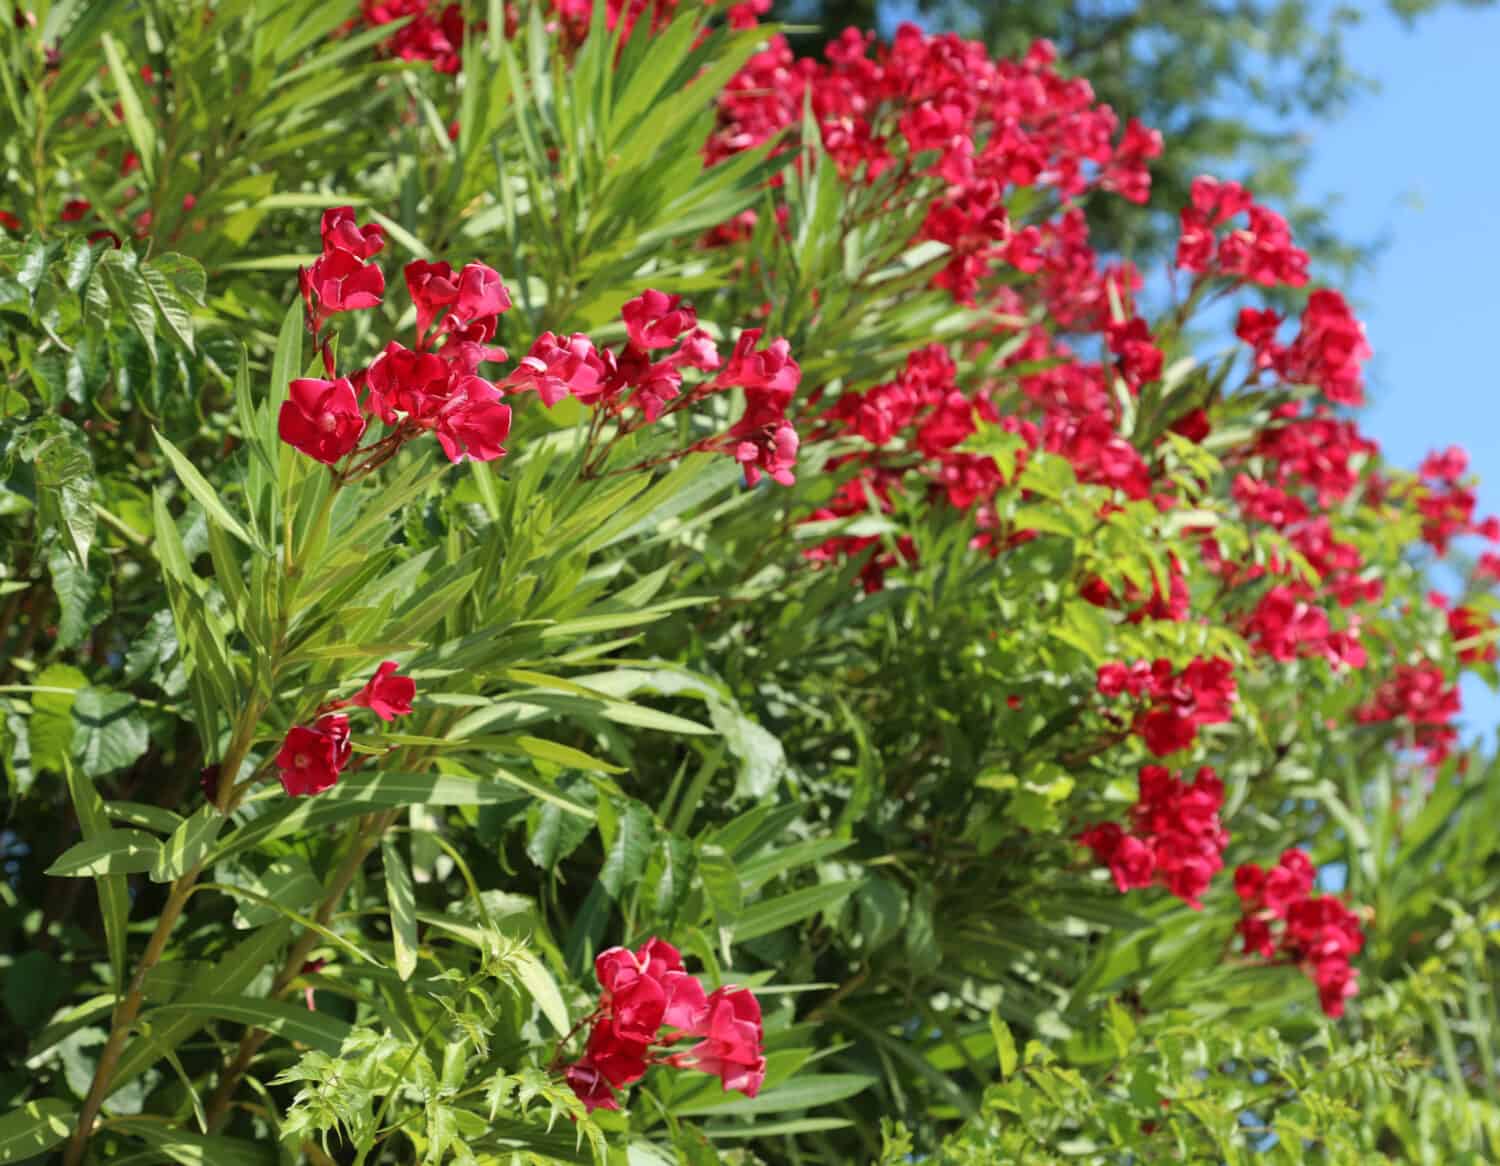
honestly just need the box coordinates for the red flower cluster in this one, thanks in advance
[516,292,803,487]
[273,660,415,797]
[1079,764,1228,908]
[1096,657,1237,757]
[564,938,766,1113]
[1234,850,1365,1017]
[1234,291,1372,407]
[710,24,1158,304]
[1354,662,1462,764]
[287,211,514,470]
[283,211,800,488]
[1175,176,1308,289]
[1411,443,1500,556]
[1442,599,1498,667]
[298,206,386,333]
[359,1,465,72]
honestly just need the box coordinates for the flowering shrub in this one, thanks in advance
[1,2,1498,1164]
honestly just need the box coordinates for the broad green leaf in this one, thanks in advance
[514,734,625,775]
[597,799,653,898]
[105,1118,274,1166]
[111,923,293,1093]
[146,998,350,1055]
[676,1074,874,1116]
[100,35,157,183]
[71,687,149,778]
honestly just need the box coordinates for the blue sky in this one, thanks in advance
[1295,1,1500,734]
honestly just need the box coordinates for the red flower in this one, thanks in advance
[275,714,352,797]
[585,1017,651,1086]
[0,210,19,232]
[352,661,415,721]
[622,289,697,350]
[404,259,460,341]
[564,1059,619,1113]
[278,377,366,464]
[302,249,386,325]
[446,262,512,331]
[321,205,386,260]
[677,987,766,1098]
[432,377,512,463]
[717,329,801,400]
[510,332,606,406]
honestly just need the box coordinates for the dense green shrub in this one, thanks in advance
[1,2,1497,1163]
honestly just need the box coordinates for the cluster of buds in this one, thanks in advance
[273,661,415,797]
[563,938,766,1113]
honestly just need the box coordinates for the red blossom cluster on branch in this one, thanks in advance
[563,938,766,1113]
[1234,850,1365,1017]
[1079,764,1228,908]
[358,1,466,72]
[1354,662,1462,765]
[282,209,800,487]
[1096,657,1237,757]
[710,23,1159,304]
[273,660,415,797]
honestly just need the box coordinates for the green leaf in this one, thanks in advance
[146,998,350,1055]
[28,418,95,567]
[106,1118,275,1166]
[732,881,857,942]
[514,950,569,1036]
[704,1117,854,1139]
[65,759,130,988]
[46,829,161,877]
[597,799,653,898]
[229,856,323,930]
[28,663,87,776]
[514,734,625,774]
[991,1011,1018,1079]
[45,546,104,651]
[381,835,419,981]
[0,1098,75,1162]
[151,805,224,883]
[71,687,149,778]
[140,261,196,352]
[677,1073,875,1116]
[100,35,157,183]
[154,428,262,552]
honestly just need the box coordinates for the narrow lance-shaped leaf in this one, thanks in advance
[381,835,420,981]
